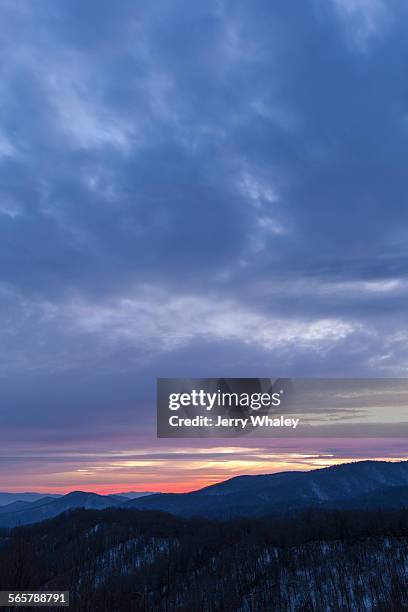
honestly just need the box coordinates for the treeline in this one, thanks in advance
[1,507,408,610]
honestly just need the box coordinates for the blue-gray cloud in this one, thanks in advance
[1,0,408,450]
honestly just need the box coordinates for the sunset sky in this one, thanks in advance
[1,0,408,493]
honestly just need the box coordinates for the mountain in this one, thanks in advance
[0,500,31,514]
[335,484,408,510]
[2,460,408,527]
[0,491,125,528]
[0,492,61,506]
[2,505,408,611]
[126,460,408,518]
[0,496,58,515]
[115,491,159,499]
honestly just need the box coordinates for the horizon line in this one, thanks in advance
[2,458,407,497]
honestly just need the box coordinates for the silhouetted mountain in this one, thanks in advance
[115,491,159,499]
[126,460,408,518]
[0,492,61,506]
[2,460,408,527]
[334,484,408,510]
[0,500,31,514]
[0,492,124,527]
[0,496,57,515]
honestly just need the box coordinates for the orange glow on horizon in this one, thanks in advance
[4,452,407,496]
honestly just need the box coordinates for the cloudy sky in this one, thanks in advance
[1,0,408,493]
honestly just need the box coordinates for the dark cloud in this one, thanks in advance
[0,0,408,460]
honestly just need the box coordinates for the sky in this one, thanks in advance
[1,0,408,493]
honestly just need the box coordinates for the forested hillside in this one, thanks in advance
[1,506,408,611]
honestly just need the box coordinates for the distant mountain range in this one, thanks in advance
[127,459,408,518]
[115,491,159,499]
[0,492,61,506]
[0,490,156,507]
[1,460,408,527]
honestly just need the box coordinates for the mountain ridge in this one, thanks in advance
[126,459,408,518]
[0,492,61,506]
[1,460,408,527]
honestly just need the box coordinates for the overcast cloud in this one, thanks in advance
[1,0,408,487]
